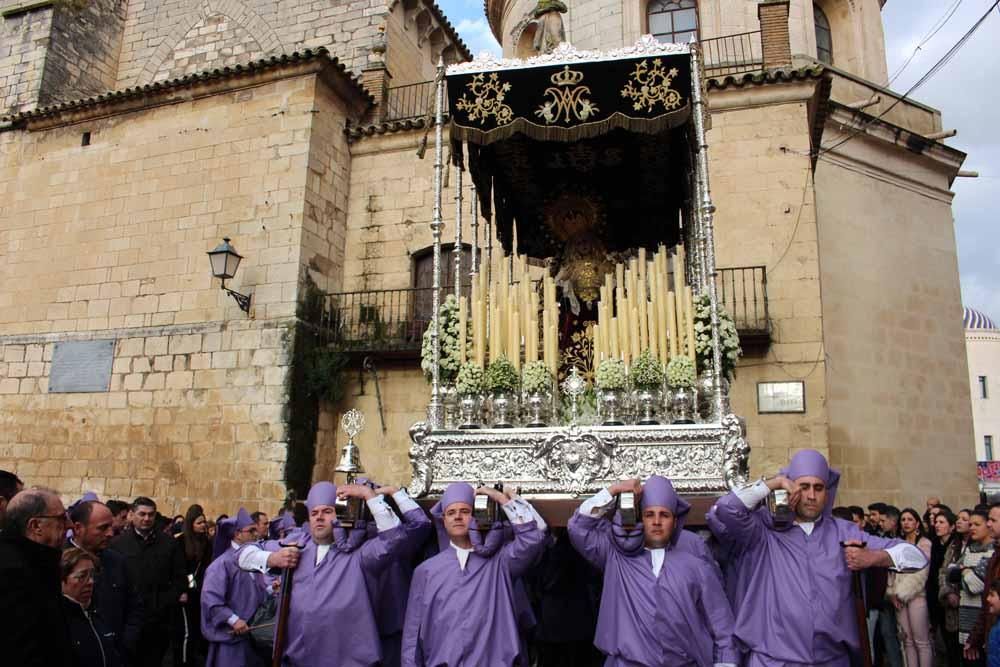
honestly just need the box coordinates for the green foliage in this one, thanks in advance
[456,362,485,396]
[629,349,664,389]
[666,355,696,389]
[693,292,742,382]
[486,356,519,393]
[595,358,626,390]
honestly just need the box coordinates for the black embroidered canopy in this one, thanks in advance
[447,42,697,260]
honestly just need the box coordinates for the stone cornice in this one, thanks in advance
[388,0,473,61]
[4,49,374,131]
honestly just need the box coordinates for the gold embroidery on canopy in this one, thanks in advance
[456,73,514,125]
[620,58,682,112]
[535,66,600,124]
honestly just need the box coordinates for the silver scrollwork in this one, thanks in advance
[721,413,751,490]
[533,426,613,494]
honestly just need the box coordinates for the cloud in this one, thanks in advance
[454,17,502,57]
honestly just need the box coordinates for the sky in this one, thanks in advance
[436,0,999,321]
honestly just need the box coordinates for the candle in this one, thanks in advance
[511,316,520,370]
[666,290,678,358]
[630,306,640,361]
[647,299,658,360]
[458,297,467,365]
[657,275,668,362]
[638,248,647,285]
[637,279,648,350]
[609,317,619,360]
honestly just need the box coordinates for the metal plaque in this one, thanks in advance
[49,340,115,393]
[756,381,806,414]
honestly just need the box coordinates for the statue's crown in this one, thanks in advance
[551,66,585,87]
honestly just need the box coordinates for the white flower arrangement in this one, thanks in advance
[693,293,742,382]
[595,358,627,390]
[456,362,485,396]
[420,294,469,384]
[486,356,519,393]
[629,349,664,390]
[521,360,552,395]
[666,355,697,389]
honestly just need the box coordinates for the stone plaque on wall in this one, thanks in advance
[49,340,115,393]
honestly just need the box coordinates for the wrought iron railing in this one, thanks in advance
[715,265,769,334]
[319,266,767,354]
[701,31,763,78]
[381,32,764,123]
[384,80,436,123]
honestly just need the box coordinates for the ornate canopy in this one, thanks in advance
[446,38,697,259]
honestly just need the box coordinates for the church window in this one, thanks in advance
[647,0,698,45]
[814,4,833,65]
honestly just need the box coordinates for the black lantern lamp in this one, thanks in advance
[207,237,252,314]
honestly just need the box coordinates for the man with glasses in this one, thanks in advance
[111,496,188,667]
[0,487,75,666]
[69,498,145,664]
[201,507,299,666]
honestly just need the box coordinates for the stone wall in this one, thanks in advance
[0,320,291,518]
[0,68,357,516]
[0,4,53,114]
[815,112,978,508]
[40,0,126,105]
[116,0,390,88]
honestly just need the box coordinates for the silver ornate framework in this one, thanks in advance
[416,44,749,499]
[409,413,750,497]
[447,35,690,75]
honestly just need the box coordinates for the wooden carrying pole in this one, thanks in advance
[272,544,302,667]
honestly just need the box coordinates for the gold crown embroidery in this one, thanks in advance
[535,66,600,124]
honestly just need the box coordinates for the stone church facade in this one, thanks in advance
[0,0,978,515]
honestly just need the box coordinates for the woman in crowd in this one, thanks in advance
[61,547,121,667]
[931,508,961,665]
[957,509,974,549]
[956,509,993,666]
[888,507,933,666]
[174,504,212,666]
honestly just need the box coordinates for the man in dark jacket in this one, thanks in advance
[70,499,145,664]
[0,487,75,666]
[0,469,24,527]
[111,496,187,667]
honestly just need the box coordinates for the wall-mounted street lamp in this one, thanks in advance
[207,237,252,315]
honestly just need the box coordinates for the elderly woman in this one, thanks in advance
[61,547,122,667]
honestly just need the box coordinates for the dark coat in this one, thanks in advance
[969,546,1000,649]
[94,545,145,661]
[110,527,187,629]
[62,595,123,667]
[0,532,75,667]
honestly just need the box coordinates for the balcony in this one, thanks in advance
[381,33,765,123]
[314,266,769,357]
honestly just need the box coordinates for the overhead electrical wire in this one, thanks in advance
[888,0,963,86]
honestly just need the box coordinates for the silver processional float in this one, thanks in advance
[403,36,751,507]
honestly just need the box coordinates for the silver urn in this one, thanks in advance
[634,386,661,425]
[598,387,625,426]
[524,391,549,428]
[669,385,695,424]
[458,394,482,429]
[490,391,516,428]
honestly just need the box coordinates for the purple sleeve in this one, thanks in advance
[709,491,765,548]
[360,524,407,576]
[696,560,739,664]
[201,565,238,628]
[401,508,433,557]
[401,567,426,667]
[567,511,611,572]
[502,520,545,579]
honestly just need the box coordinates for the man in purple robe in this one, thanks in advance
[709,449,928,666]
[402,482,547,667]
[569,475,738,667]
[277,480,410,666]
[201,507,286,667]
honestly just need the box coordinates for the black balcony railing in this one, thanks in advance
[715,265,770,347]
[318,266,768,355]
[701,31,764,78]
[384,80,436,123]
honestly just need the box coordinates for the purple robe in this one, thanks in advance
[200,543,268,667]
[279,524,407,666]
[710,491,908,665]
[367,508,432,667]
[568,511,737,667]
[401,520,546,667]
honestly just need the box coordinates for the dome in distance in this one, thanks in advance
[964,307,998,330]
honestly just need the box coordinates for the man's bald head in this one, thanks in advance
[6,488,66,549]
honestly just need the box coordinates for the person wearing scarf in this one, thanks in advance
[568,475,738,667]
[709,449,928,666]
[279,480,409,666]
[401,482,546,667]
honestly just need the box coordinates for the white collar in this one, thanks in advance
[797,521,816,536]
[230,540,240,550]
